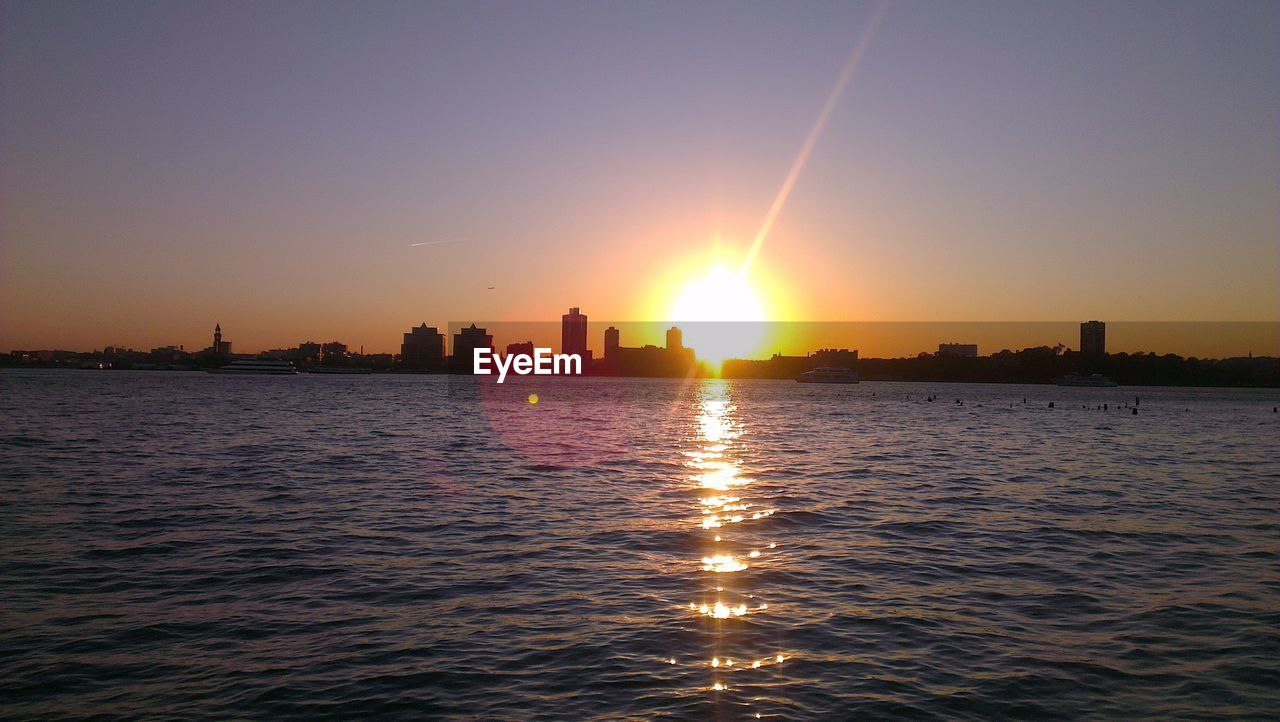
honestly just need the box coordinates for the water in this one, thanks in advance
[1,370,1277,719]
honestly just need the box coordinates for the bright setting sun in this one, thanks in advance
[668,265,771,366]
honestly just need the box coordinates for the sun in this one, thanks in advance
[670,265,765,323]
[668,265,770,365]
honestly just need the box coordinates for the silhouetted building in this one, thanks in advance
[211,323,231,355]
[600,326,696,377]
[149,345,188,363]
[604,326,620,360]
[562,307,588,355]
[938,343,978,358]
[402,324,444,369]
[722,348,858,379]
[666,326,683,350]
[452,323,494,372]
[1081,321,1106,355]
[812,348,857,366]
[320,341,347,364]
[506,341,535,357]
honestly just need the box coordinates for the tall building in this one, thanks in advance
[562,307,588,357]
[604,326,620,360]
[559,307,593,368]
[666,326,682,350]
[452,323,494,371]
[401,324,444,369]
[938,343,978,358]
[1081,321,1106,355]
[212,323,231,355]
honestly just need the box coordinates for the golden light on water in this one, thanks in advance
[677,380,792,705]
[695,463,746,492]
[701,554,749,573]
[695,601,750,619]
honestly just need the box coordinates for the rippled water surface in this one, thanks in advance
[2,370,1277,719]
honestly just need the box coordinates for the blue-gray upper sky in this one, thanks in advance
[2,0,1276,353]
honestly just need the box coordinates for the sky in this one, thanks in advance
[2,0,1277,355]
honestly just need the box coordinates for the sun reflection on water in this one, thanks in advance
[674,380,791,711]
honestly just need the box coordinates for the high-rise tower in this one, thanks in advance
[1081,321,1106,356]
[562,307,588,358]
[604,326,620,360]
[666,326,682,350]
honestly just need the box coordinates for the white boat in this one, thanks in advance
[206,359,298,375]
[797,367,860,384]
[1054,373,1117,387]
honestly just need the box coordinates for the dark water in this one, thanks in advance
[1,370,1277,719]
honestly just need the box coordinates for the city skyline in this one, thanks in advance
[12,317,1277,363]
[2,1,1277,355]
[11,314,1276,388]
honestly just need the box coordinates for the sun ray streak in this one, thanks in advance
[740,1,889,275]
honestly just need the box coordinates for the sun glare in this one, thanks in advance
[669,265,770,366]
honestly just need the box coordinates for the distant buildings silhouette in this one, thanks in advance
[295,341,322,360]
[8,315,1279,387]
[1081,321,1106,356]
[723,348,857,379]
[562,307,593,369]
[210,324,232,355]
[402,323,445,370]
[320,341,347,364]
[604,325,620,359]
[451,323,494,372]
[600,325,696,377]
[506,341,535,357]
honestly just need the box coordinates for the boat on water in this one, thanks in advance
[305,367,373,375]
[797,367,860,384]
[1054,372,1118,387]
[206,359,298,375]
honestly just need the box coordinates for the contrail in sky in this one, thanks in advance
[740,1,889,275]
[410,239,464,247]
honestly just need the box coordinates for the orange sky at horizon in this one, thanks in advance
[2,3,1277,357]
[2,227,1278,358]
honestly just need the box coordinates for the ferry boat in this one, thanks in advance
[206,359,298,375]
[1054,372,1118,387]
[797,367,860,384]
